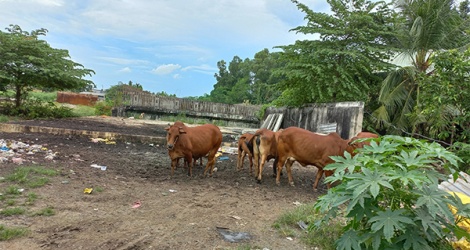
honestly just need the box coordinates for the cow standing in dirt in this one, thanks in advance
[165,121,222,177]
[251,128,283,183]
[275,127,375,191]
[236,133,255,174]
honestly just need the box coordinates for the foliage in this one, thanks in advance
[209,49,284,105]
[0,225,28,241]
[450,142,470,173]
[94,101,113,116]
[0,24,95,108]
[274,0,398,106]
[374,0,470,135]
[314,135,470,249]
[28,91,57,102]
[70,104,96,117]
[273,203,343,249]
[1,99,75,119]
[419,48,470,143]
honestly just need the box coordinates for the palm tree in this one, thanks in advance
[374,0,470,135]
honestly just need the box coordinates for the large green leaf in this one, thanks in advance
[336,229,363,250]
[414,185,455,221]
[369,209,414,240]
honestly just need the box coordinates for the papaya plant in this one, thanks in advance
[314,135,470,250]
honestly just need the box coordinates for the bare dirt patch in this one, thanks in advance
[1,117,325,250]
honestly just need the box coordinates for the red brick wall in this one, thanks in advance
[56,92,98,106]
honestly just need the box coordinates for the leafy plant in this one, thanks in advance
[314,135,470,249]
[0,207,26,216]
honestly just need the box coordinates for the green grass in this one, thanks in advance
[273,203,343,250]
[28,91,57,102]
[5,166,57,188]
[0,225,28,241]
[25,193,38,205]
[71,104,96,117]
[0,207,26,216]
[94,187,104,193]
[0,115,8,122]
[5,200,16,206]
[33,206,55,216]
[4,186,22,196]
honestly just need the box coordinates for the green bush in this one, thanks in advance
[314,135,470,250]
[28,91,57,102]
[1,99,74,119]
[94,101,113,116]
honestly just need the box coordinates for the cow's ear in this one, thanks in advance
[165,126,170,131]
[179,127,187,134]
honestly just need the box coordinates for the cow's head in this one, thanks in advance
[165,125,186,150]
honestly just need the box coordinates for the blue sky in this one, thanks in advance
[2,1,415,98]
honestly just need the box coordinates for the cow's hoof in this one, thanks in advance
[257,179,262,184]
[289,182,295,187]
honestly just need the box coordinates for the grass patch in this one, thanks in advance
[273,203,343,250]
[0,115,9,122]
[25,193,38,205]
[71,104,96,117]
[0,224,28,241]
[4,185,22,196]
[5,166,57,188]
[33,206,55,216]
[0,207,26,216]
[5,200,16,206]
[94,187,104,193]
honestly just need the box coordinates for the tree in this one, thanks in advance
[419,48,470,143]
[374,0,470,135]
[0,25,95,108]
[274,0,398,106]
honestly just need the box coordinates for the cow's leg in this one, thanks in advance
[272,158,278,177]
[203,151,216,177]
[313,167,324,191]
[253,150,260,178]
[285,159,294,186]
[185,154,193,177]
[276,156,287,185]
[248,153,253,174]
[239,151,247,171]
[257,154,268,183]
[171,158,178,176]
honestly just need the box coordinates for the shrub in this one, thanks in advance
[94,101,113,116]
[314,135,470,250]
[1,99,74,119]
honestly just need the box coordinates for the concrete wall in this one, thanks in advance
[265,102,364,139]
[114,91,261,124]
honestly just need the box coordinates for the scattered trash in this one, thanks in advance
[230,215,242,220]
[90,137,116,144]
[18,188,25,193]
[218,156,230,161]
[61,180,70,184]
[149,143,154,147]
[293,201,302,206]
[162,192,168,196]
[132,201,141,209]
[84,188,93,194]
[215,152,222,157]
[169,189,177,193]
[286,237,293,241]
[0,146,8,151]
[12,157,24,165]
[216,227,252,243]
[90,164,107,170]
[297,221,308,231]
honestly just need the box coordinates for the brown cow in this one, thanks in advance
[236,133,255,173]
[348,132,379,148]
[275,127,364,191]
[251,128,283,183]
[165,121,222,177]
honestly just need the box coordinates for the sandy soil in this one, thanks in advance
[0,117,325,250]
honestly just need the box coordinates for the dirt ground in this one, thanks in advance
[1,117,325,250]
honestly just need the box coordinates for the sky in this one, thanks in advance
[0,0,333,97]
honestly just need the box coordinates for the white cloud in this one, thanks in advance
[182,64,217,75]
[118,67,131,73]
[98,57,148,65]
[152,64,182,75]
[173,74,181,79]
